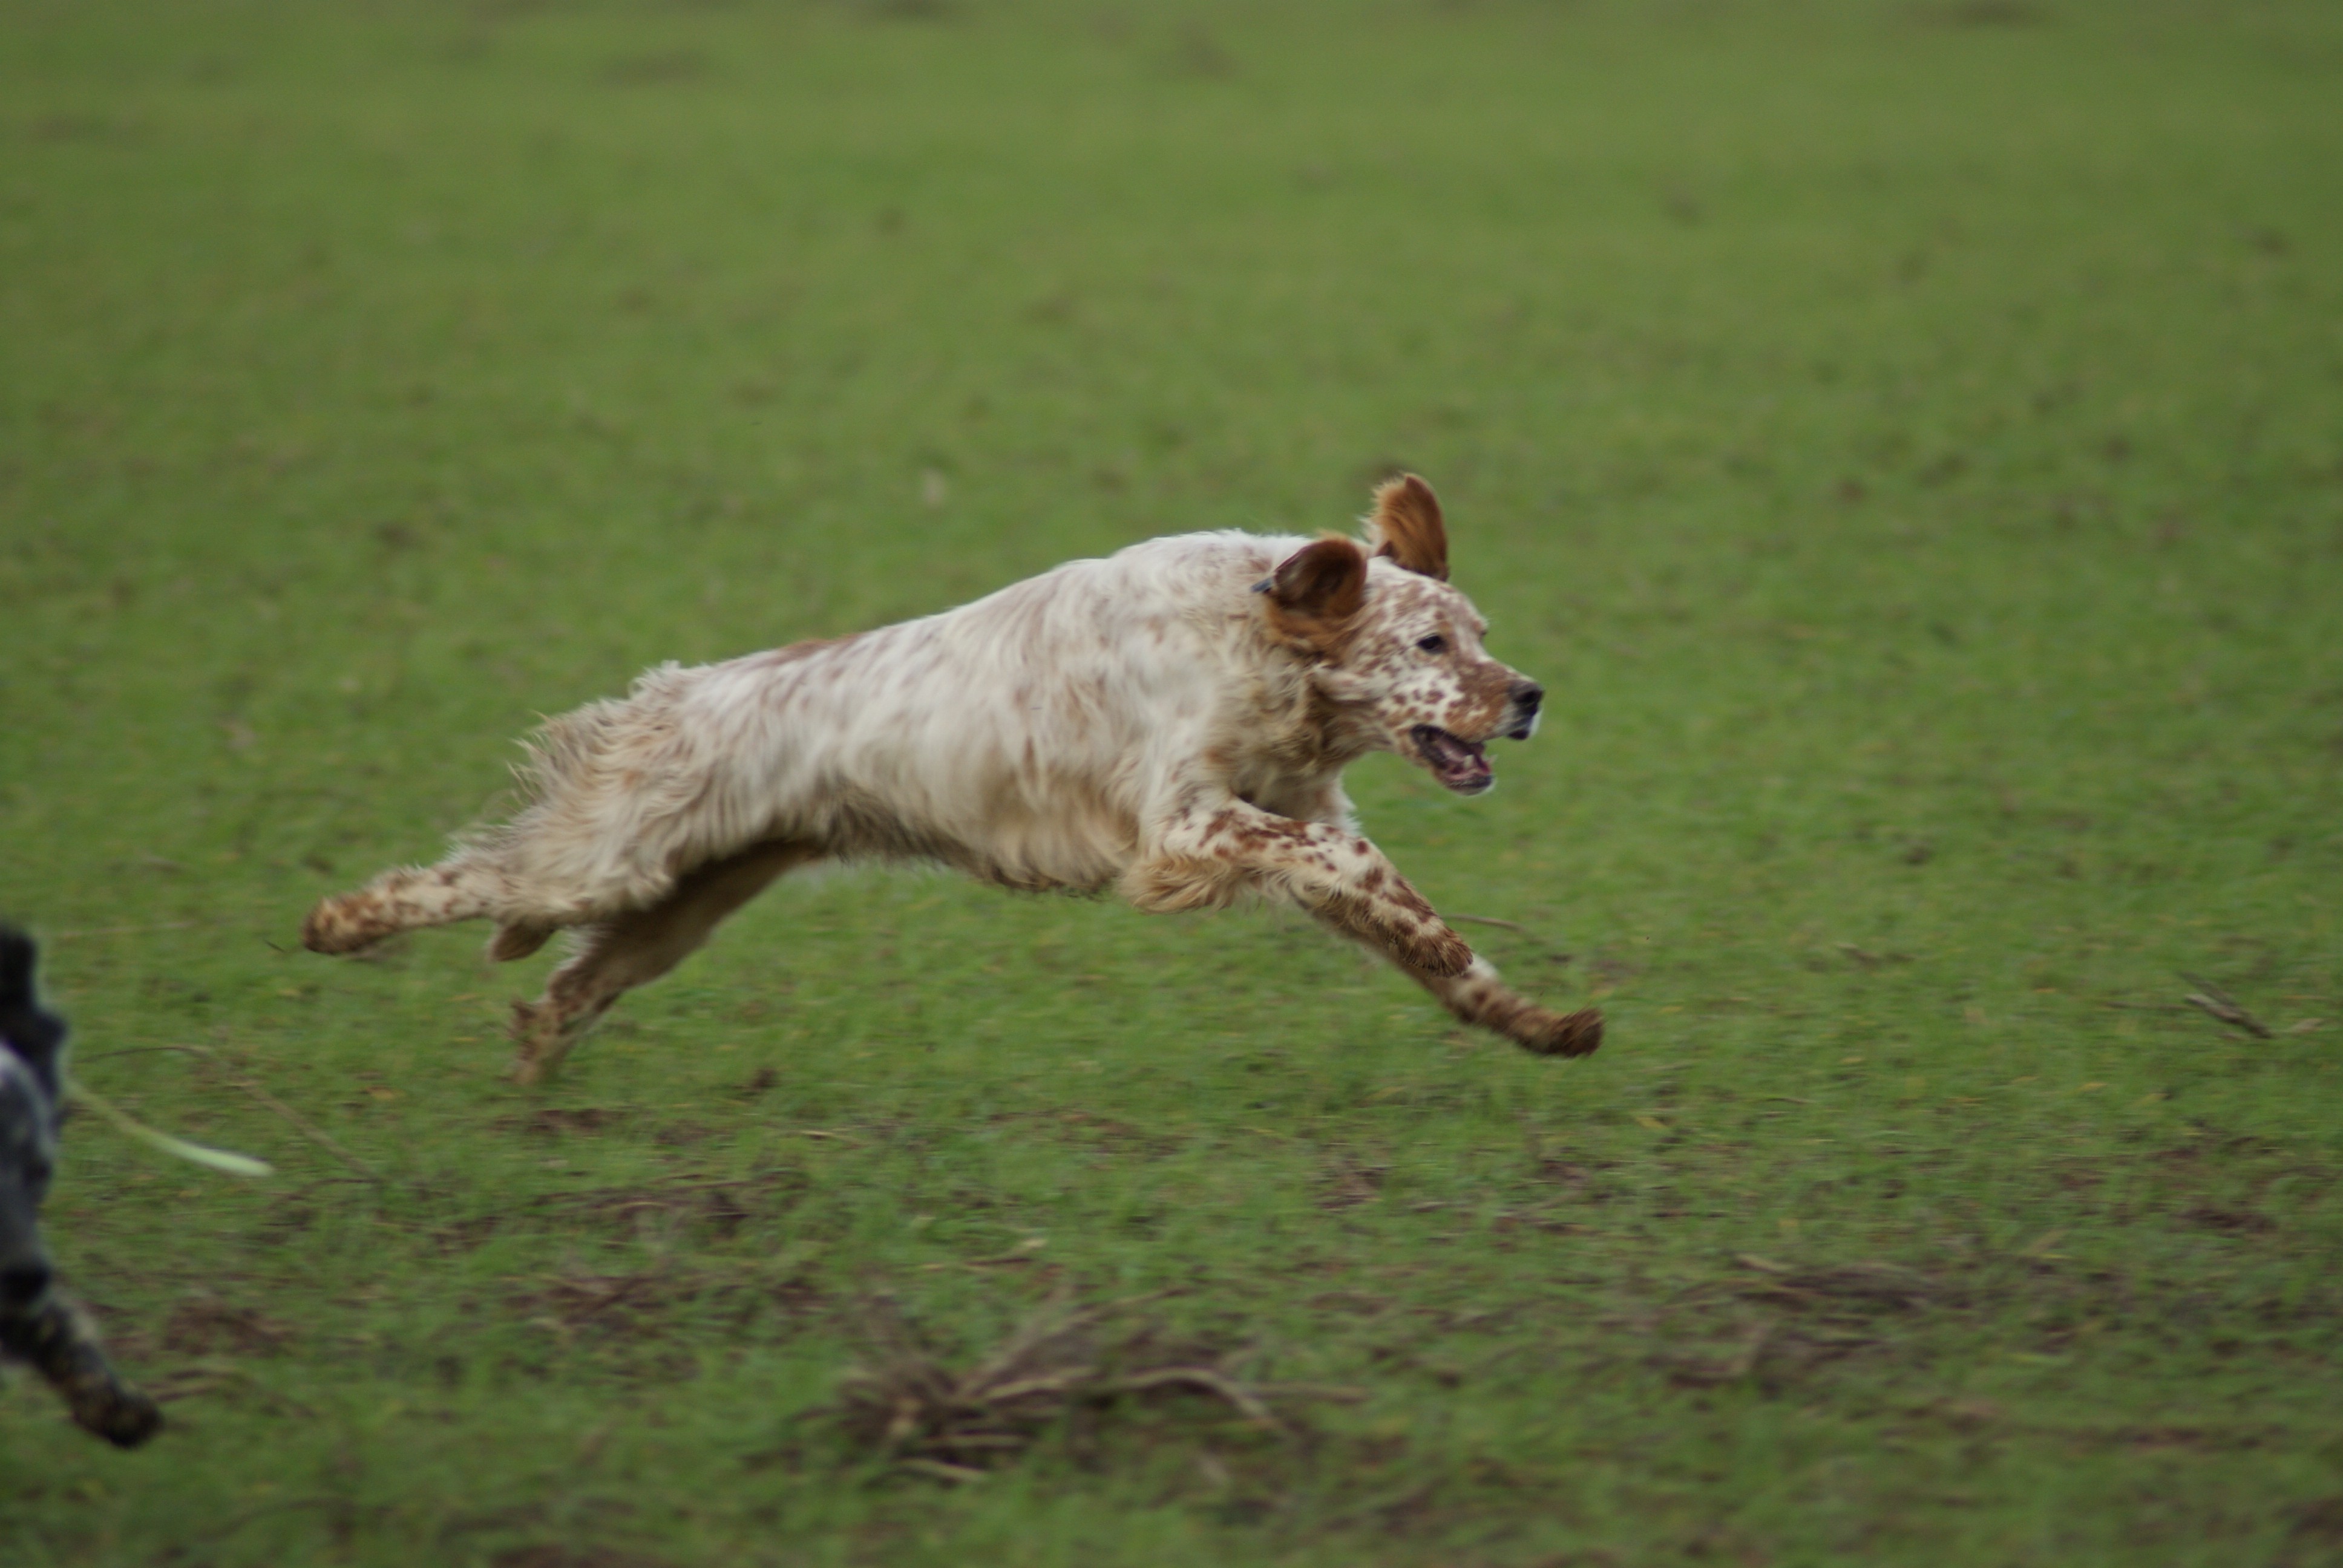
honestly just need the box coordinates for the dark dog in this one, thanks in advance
[0,928,160,1448]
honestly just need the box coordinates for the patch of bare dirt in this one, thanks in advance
[159,1292,295,1357]
[491,1106,628,1137]
[530,1169,810,1240]
[1318,1158,1388,1211]
[505,1263,822,1343]
[491,1547,670,1568]
[2282,1496,2343,1561]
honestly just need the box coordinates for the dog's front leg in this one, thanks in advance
[1401,955,1604,1058]
[1124,800,1473,978]
[1126,799,1601,1059]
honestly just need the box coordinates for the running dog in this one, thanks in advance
[0,928,161,1447]
[305,475,1602,1082]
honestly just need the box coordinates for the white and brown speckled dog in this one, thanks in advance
[304,475,1602,1082]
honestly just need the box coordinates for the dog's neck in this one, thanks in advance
[1219,633,1382,811]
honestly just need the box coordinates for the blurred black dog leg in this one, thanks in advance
[1,1295,162,1448]
[0,926,161,1448]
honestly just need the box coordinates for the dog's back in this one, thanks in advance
[487,529,1309,906]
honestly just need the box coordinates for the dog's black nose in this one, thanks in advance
[1502,681,1544,740]
[0,1259,51,1307]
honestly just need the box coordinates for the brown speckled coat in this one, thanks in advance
[306,477,1600,1079]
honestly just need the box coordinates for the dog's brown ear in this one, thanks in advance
[1260,536,1368,640]
[1365,473,1449,582]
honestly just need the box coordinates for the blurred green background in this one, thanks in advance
[2,2,2339,1564]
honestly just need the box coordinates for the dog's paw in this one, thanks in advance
[1514,1006,1603,1059]
[80,1385,162,1449]
[1394,920,1474,979]
[505,999,574,1086]
[505,1000,549,1085]
[300,895,381,955]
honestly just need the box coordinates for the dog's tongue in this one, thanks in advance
[1418,727,1493,794]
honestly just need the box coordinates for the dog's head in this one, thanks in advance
[1257,475,1542,795]
[0,929,64,1315]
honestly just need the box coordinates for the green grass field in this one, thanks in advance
[4,1,2341,1562]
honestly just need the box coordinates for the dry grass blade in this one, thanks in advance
[1112,1366,1280,1428]
[977,1369,1098,1405]
[950,1294,1099,1397]
[2180,974,2273,1039]
[88,1040,382,1181]
[1254,1382,1369,1405]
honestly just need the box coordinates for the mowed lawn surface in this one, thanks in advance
[3,1,2340,1563]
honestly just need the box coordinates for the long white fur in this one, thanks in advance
[306,488,1603,1080]
[487,531,1299,917]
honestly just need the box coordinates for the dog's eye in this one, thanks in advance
[1416,635,1448,654]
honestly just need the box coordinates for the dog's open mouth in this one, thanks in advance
[1412,725,1493,795]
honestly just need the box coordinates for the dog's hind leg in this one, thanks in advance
[302,854,510,955]
[506,838,816,1084]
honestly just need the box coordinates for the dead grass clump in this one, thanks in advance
[824,1295,1357,1483]
[160,1292,296,1357]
